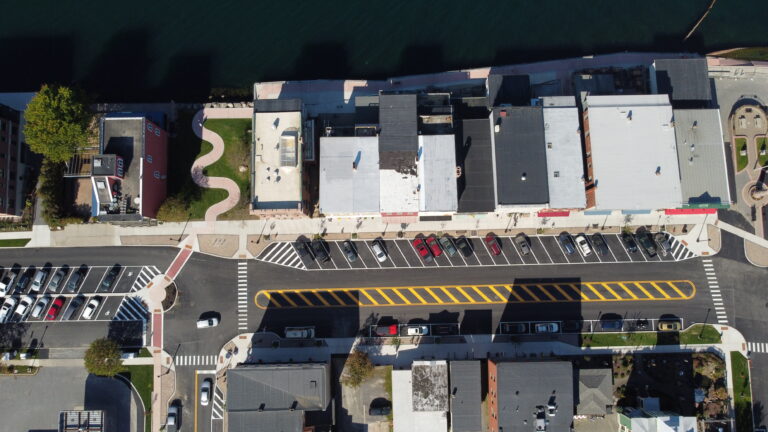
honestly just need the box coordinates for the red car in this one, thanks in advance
[485,233,502,256]
[46,296,65,321]
[425,235,443,257]
[412,237,433,263]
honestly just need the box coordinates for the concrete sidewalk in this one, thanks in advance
[3,356,154,367]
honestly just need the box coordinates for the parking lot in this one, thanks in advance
[496,317,685,335]
[0,264,161,323]
[256,233,696,271]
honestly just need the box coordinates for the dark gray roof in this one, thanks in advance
[488,74,531,107]
[576,368,613,416]
[492,107,549,205]
[355,95,379,124]
[495,361,574,432]
[91,154,117,176]
[458,119,495,213]
[653,58,711,104]
[450,361,482,432]
[101,117,144,201]
[379,93,417,152]
[254,98,303,113]
[228,410,303,432]
[227,363,330,412]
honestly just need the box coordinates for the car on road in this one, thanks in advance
[45,297,65,321]
[47,269,66,292]
[200,379,212,406]
[438,235,457,257]
[574,234,592,257]
[534,322,559,334]
[0,273,15,296]
[658,320,681,331]
[65,270,84,293]
[310,239,330,262]
[635,228,657,256]
[514,233,531,256]
[425,235,443,257]
[81,297,101,320]
[0,297,17,323]
[12,295,35,322]
[196,317,219,328]
[31,295,50,319]
[30,269,48,293]
[501,322,528,334]
[166,404,179,430]
[374,324,398,337]
[371,239,388,262]
[558,232,576,254]
[621,232,638,253]
[406,325,429,336]
[654,232,672,256]
[485,233,501,256]
[590,233,609,256]
[99,265,121,292]
[62,294,85,320]
[15,273,31,293]
[412,237,433,263]
[342,240,358,262]
[455,236,473,257]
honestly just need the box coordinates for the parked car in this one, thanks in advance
[371,239,388,262]
[455,236,473,257]
[514,233,531,256]
[374,324,398,336]
[431,325,457,336]
[635,228,657,256]
[369,401,392,416]
[658,320,681,331]
[285,326,315,338]
[0,273,15,296]
[574,234,593,257]
[0,297,17,323]
[425,235,443,257]
[15,273,31,293]
[65,270,83,293]
[200,379,212,406]
[81,297,101,320]
[558,232,576,254]
[534,322,559,334]
[635,319,650,330]
[621,232,638,253]
[100,265,121,292]
[62,295,85,320]
[654,232,672,256]
[501,322,528,334]
[295,241,313,260]
[310,239,330,262]
[600,315,623,331]
[30,269,48,293]
[485,233,501,256]
[12,295,35,322]
[196,317,219,329]
[341,240,358,262]
[561,320,582,332]
[47,269,66,292]
[45,297,66,321]
[406,325,429,336]
[412,237,433,263]
[590,233,609,256]
[438,235,457,257]
[31,295,51,319]
[166,404,179,428]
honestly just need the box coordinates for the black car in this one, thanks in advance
[635,228,657,257]
[15,273,30,293]
[621,232,638,253]
[431,324,458,336]
[455,236,473,258]
[653,232,672,256]
[501,322,528,334]
[342,240,358,262]
[635,319,650,330]
[590,233,609,256]
[100,265,121,292]
[310,239,330,262]
[369,400,392,416]
[562,320,583,332]
[558,232,576,254]
[295,241,313,260]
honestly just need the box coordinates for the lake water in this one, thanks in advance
[0,0,765,101]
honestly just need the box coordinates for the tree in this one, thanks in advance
[24,85,90,162]
[84,338,123,377]
[341,350,374,387]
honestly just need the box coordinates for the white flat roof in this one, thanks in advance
[319,136,380,214]
[543,102,586,209]
[380,168,419,214]
[587,94,682,210]
[253,111,302,208]
[418,135,458,212]
[392,369,447,432]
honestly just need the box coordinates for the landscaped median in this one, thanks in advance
[119,365,153,432]
[580,324,722,347]
[735,137,749,171]
[731,351,753,432]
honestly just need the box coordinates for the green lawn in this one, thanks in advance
[201,119,251,219]
[580,324,721,347]
[119,365,153,432]
[721,47,768,62]
[736,137,749,172]
[0,238,30,247]
[731,351,753,432]
[678,324,722,344]
[757,137,768,167]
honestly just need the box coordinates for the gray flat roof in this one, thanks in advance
[228,410,303,432]
[254,98,302,113]
[450,361,482,432]
[319,136,380,214]
[379,93,417,152]
[457,119,495,213]
[652,58,711,103]
[491,106,549,206]
[418,135,458,212]
[101,117,144,200]
[227,363,330,412]
[543,100,586,209]
[495,361,574,432]
[673,109,731,206]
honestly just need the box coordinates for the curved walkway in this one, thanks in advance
[190,108,251,221]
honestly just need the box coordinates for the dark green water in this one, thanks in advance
[0,0,765,101]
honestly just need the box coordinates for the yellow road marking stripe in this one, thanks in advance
[344,290,362,305]
[633,282,655,299]
[536,284,558,301]
[296,291,314,306]
[359,289,378,305]
[392,289,411,304]
[568,283,589,300]
[650,282,671,299]
[278,292,298,307]
[601,283,623,300]
[553,284,574,301]
[585,283,606,300]
[618,282,638,299]
[328,290,347,306]
[520,285,541,302]
[408,288,428,304]
[311,290,331,306]
[504,285,525,302]
[473,287,493,303]
[426,288,446,304]
[441,287,461,303]
[667,282,688,298]
[489,286,507,302]
[263,291,281,307]
[376,288,395,305]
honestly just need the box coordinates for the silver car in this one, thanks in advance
[200,379,212,406]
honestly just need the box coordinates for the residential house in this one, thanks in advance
[576,368,613,416]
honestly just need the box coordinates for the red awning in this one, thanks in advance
[664,208,717,215]
[538,210,570,217]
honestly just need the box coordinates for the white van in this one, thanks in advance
[285,326,315,339]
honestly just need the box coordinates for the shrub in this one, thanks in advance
[341,350,374,387]
[84,338,123,377]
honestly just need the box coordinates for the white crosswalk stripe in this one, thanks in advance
[237,261,249,330]
[255,242,307,269]
[703,261,728,324]
[131,266,162,292]
[113,296,149,322]
[747,342,768,354]
[174,355,217,366]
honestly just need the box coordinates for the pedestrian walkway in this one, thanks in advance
[174,354,217,367]
[701,258,728,325]
[747,342,768,354]
[166,245,194,280]
[237,261,248,331]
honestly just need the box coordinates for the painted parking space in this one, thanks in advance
[254,279,696,309]
[255,233,698,271]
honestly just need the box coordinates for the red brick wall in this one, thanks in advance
[582,109,596,209]
[488,359,499,432]
[141,119,168,218]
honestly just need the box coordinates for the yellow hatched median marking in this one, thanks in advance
[441,287,461,304]
[568,283,589,301]
[633,282,655,299]
[650,282,671,299]
[263,291,280,307]
[457,286,478,303]
[376,288,395,305]
[328,290,347,306]
[359,289,378,305]
[344,290,362,305]
[489,286,507,302]
[295,291,314,306]
[408,288,428,304]
[311,290,331,306]
[536,284,558,301]
[667,282,688,298]
[392,288,410,304]
[504,285,525,302]
[278,292,298,307]
[553,284,574,301]
[520,285,541,302]
[473,287,493,303]
[585,283,606,300]
[426,287,446,304]
[601,283,622,300]
[618,283,638,300]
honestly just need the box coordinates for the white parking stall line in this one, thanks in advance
[392,241,412,268]
[478,238,500,265]
[497,240,511,265]
[508,237,524,263]
[611,235,632,261]
[109,267,128,293]
[552,237,569,263]
[527,237,545,264]
[93,268,110,293]
[606,240,620,262]
[450,238,469,266]
[363,242,384,269]
[538,237,555,263]
[261,243,289,261]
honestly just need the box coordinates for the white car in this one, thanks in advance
[574,234,592,257]
[81,297,101,320]
[13,295,35,321]
[166,404,178,426]
[371,241,388,263]
[30,269,48,293]
[200,379,212,406]
[31,295,51,319]
[406,325,429,336]
[196,317,219,329]
[534,322,559,334]
[0,273,16,296]
[0,297,18,323]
